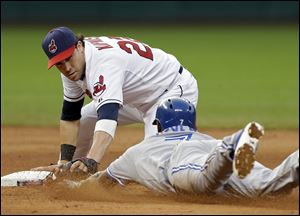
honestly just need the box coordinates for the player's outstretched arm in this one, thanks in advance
[87,131,113,162]
[70,130,113,173]
[69,104,119,174]
[33,125,115,176]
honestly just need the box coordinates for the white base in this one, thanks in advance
[1,171,53,187]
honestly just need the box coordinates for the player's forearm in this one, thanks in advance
[86,130,113,163]
[57,120,80,164]
[59,119,80,145]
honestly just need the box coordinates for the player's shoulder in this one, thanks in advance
[84,38,126,63]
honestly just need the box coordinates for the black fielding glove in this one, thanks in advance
[71,157,99,174]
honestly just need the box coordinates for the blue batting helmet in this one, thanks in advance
[153,97,196,130]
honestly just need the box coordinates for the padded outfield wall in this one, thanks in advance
[2,1,299,24]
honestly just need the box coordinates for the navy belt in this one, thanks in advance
[179,66,183,74]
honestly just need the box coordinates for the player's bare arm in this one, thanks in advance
[59,119,80,164]
[69,103,119,173]
[70,130,113,173]
[87,131,113,162]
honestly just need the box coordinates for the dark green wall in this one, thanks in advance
[1,1,299,24]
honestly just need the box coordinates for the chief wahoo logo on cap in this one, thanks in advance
[48,39,57,54]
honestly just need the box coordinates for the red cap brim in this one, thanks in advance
[47,46,75,69]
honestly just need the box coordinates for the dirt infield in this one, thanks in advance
[1,126,299,214]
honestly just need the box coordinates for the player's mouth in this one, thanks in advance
[68,72,76,78]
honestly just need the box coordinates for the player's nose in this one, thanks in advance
[64,62,72,72]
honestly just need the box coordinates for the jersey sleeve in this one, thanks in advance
[61,73,85,102]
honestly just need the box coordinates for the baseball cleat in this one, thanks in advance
[233,122,264,179]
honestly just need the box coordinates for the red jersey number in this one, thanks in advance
[117,40,153,61]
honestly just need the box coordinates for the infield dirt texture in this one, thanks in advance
[1,126,298,214]
[1,24,299,214]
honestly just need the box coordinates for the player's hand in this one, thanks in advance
[31,162,71,176]
[51,161,90,180]
[70,157,98,174]
[53,162,72,176]
[31,164,59,173]
[70,160,88,173]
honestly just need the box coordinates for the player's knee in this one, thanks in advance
[80,102,98,119]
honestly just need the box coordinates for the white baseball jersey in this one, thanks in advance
[61,36,183,113]
[106,126,299,197]
[62,36,199,159]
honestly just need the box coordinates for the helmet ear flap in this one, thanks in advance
[157,121,163,132]
[152,119,163,132]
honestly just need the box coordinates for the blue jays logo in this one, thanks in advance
[93,75,106,97]
[48,39,57,54]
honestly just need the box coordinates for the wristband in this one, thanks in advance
[94,119,117,138]
[60,144,76,161]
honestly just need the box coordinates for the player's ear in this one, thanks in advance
[75,41,82,48]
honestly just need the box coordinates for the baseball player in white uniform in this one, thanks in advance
[34,27,198,175]
[69,98,299,198]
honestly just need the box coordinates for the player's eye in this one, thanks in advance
[65,56,72,62]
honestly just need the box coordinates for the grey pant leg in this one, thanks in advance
[220,150,299,198]
[193,146,234,194]
[168,138,237,194]
[169,129,248,194]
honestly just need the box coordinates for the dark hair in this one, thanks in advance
[76,34,85,47]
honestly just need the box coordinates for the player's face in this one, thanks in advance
[55,42,85,81]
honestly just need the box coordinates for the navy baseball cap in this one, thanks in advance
[42,27,78,69]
